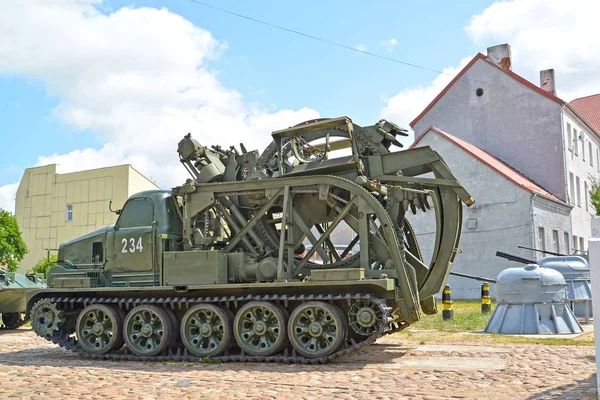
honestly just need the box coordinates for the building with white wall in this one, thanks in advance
[15,164,159,271]
[410,127,572,299]
[411,44,600,256]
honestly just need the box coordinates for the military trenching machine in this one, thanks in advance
[26,117,473,363]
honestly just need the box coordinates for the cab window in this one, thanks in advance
[116,198,154,228]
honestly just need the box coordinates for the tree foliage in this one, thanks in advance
[0,209,28,272]
[589,175,600,216]
[29,254,58,277]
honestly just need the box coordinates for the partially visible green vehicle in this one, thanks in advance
[25,117,473,362]
[0,270,45,329]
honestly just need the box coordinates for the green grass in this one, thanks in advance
[394,301,595,347]
[414,301,491,332]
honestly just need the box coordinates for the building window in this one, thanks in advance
[567,123,572,151]
[538,227,545,251]
[569,172,575,204]
[552,230,559,253]
[597,148,599,171]
[66,205,73,222]
[564,232,570,254]
[580,237,585,252]
[576,176,581,207]
[574,129,579,155]
[583,136,586,161]
[590,142,594,166]
[573,235,579,250]
[585,181,589,211]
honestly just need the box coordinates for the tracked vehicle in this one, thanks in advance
[26,117,473,363]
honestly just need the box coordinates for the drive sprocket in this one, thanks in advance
[30,298,66,338]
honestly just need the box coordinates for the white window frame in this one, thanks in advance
[590,142,594,166]
[574,129,579,156]
[66,205,73,222]
[567,123,572,151]
[569,172,575,205]
[538,227,545,251]
[576,175,581,207]
[585,181,589,211]
[580,237,585,251]
[552,230,559,253]
[564,232,570,254]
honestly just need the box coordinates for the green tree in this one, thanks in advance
[589,175,600,215]
[29,254,58,277]
[0,209,28,272]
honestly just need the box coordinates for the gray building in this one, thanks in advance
[411,44,600,256]
[410,126,572,299]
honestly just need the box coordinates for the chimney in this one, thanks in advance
[540,69,556,96]
[486,44,512,71]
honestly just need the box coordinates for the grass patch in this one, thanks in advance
[394,301,595,347]
[413,301,490,332]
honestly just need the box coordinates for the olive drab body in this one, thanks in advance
[26,116,473,363]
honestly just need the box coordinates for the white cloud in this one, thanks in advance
[465,0,600,101]
[380,57,472,139]
[380,38,398,53]
[0,183,19,213]
[354,44,367,52]
[0,0,319,213]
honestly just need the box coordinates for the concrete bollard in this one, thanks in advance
[442,285,454,321]
[481,282,491,314]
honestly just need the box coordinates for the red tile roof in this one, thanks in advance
[410,53,564,127]
[569,94,600,135]
[410,126,558,199]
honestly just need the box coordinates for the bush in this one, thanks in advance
[29,255,58,277]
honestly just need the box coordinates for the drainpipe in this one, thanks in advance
[531,193,537,260]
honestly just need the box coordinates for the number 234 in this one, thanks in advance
[121,237,144,253]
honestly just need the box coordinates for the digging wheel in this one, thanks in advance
[347,299,383,336]
[76,304,123,355]
[123,305,173,357]
[1,313,23,330]
[288,301,347,358]
[233,301,287,356]
[181,304,232,357]
[30,298,66,338]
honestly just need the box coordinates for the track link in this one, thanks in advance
[34,293,404,364]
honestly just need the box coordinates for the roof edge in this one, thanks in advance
[410,52,564,128]
[412,126,558,199]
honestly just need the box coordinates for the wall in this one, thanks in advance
[563,109,600,252]
[532,195,573,256]
[410,130,564,299]
[412,58,566,202]
[14,164,159,271]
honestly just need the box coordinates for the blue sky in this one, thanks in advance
[1,0,599,211]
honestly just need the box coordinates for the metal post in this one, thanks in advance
[442,285,453,321]
[481,282,491,314]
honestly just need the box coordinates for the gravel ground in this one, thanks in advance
[0,329,596,400]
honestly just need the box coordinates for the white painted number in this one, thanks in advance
[121,237,144,253]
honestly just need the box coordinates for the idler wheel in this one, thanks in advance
[76,304,123,355]
[233,301,287,356]
[288,301,347,358]
[181,304,232,357]
[124,305,173,357]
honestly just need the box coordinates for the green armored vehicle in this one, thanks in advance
[0,270,45,329]
[26,117,473,362]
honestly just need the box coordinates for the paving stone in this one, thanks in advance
[0,329,597,399]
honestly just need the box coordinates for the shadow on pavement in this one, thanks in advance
[526,374,597,400]
[0,341,408,372]
[0,327,32,336]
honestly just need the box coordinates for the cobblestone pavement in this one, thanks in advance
[0,329,596,400]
